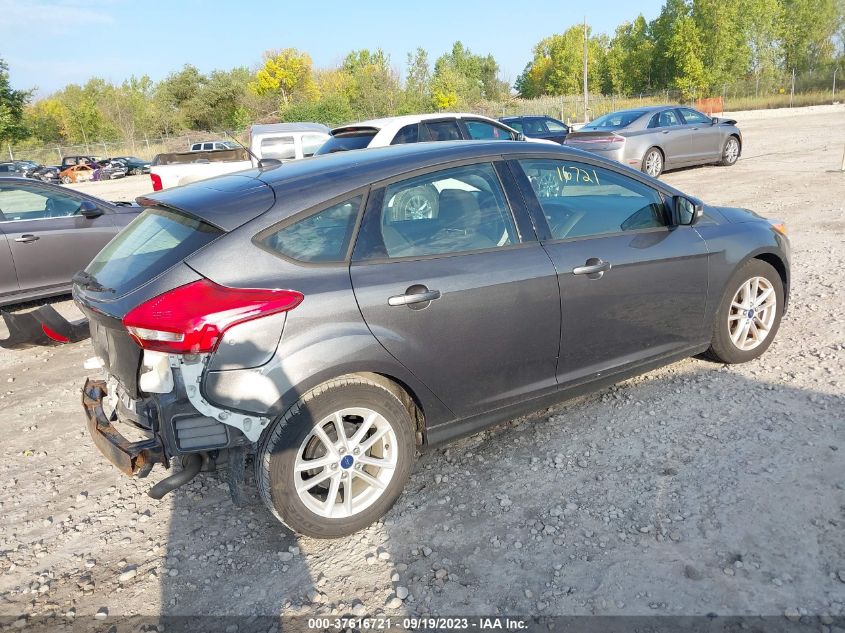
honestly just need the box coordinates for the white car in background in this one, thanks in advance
[315,113,555,154]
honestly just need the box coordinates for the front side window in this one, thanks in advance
[356,163,518,260]
[0,185,87,221]
[202,143,214,151]
[391,124,420,145]
[463,120,514,140]
[522,118,547,135]
[260,196,362,263]
[424,120,462,141]
[650,110,681,128]
[678,108,712,125]
[544,118,568,132]
[518,159,667,240]
[260,135,296,160]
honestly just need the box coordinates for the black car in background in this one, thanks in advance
[111,156,151,175]
[500,115,570,144]
[32,166,61,183]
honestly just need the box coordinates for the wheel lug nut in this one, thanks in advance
[339,448,346,455]
[330,463,338,470]
[353,448,360,455]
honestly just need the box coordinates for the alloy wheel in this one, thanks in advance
[724,138,739,164]
[645,150,662,177]
[294,408,398,519]
[727,276,777,351]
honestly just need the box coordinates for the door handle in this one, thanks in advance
[662,130,670,134]
[573,259,611,276]
[14,234,39,243]
[388,289,441,306]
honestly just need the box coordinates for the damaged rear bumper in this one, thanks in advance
[0,305,89,349]
[81,379,166,476]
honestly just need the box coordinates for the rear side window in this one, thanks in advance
[86,207,222,293]
[504,120,523,132]
[391,124,419,145]
[314,132,376,155]
[301,133,328,157]
[354,163,518,260]
[544,118,567,132]
[260,196,362,263]
[424,120,462,141]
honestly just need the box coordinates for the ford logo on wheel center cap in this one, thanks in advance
[340,455,354,469]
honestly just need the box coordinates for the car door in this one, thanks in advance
[0,225,19,298]
[542,118,569,143]
[350,161,561,418]
[0,182,120,293]
[678,108,722,162]
[510,156,709,386]
[647,109,688,166]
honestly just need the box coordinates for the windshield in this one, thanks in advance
[85,207,222,294]
[583,110,647,130]
[314,132,376,155]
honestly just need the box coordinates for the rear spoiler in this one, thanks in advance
[330,126,380,138]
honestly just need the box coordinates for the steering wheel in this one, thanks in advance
[551,211,586,240]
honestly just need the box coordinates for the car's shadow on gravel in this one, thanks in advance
[157,359,845,620]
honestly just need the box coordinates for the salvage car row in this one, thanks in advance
[0,155,151,184]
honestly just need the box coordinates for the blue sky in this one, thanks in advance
[1,0,665,96]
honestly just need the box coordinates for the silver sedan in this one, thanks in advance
[564,105,742,177]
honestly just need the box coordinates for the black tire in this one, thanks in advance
[719,135,741,166]
[392,184,439,220]
[642,147,664,178]
[256,376,416,538]
[704,259,784,364]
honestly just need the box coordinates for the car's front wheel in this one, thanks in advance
[705,259,783,364]
[61,176,72,184]
[719,136,740,166]
[257,376,416,538]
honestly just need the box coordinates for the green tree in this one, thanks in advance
[780,0,839,72]
[401,47,432,112]
[250,48,317,106]
[692,0,752,90]
[515,26,607,97]
[604,15,655,94]
[667,14,709,98]
[342,49,400,118]
[433,42,507,104]
[0,58,31,145]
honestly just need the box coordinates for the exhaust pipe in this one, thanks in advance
[148,453,204,500]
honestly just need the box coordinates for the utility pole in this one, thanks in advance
[583,16,589,123]
[834,68,838,104]
[790,68,795,107]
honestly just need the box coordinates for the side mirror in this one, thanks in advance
[515,132,526,142]
[258,158,282,169]
[674,195,703,226]
[80,199,103,219]
[710,117,719,125]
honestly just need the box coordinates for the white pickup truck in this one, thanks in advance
[150,123,330,191]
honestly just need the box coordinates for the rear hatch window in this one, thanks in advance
[314,131,376,155]
[85,206,222,296]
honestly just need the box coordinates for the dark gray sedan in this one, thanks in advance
[565,105,742,177]
[0,177,139,306]
[74,141,788,538]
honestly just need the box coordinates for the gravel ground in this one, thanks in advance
[1,107,844,625]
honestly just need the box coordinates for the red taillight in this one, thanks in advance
[150,173,163,191]
[123,279,303,354]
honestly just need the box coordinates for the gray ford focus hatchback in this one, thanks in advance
[74,141,790,538]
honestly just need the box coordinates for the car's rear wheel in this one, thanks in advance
[61,176,71,184]
[719,136,740,166]
[257,376,416,538]
[642,147,664,178]
[704,259,783,364]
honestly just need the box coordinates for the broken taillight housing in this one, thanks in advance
[123,279,303,354]
[150,173,163,191]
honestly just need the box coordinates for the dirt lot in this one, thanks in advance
[1,107,844,626]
